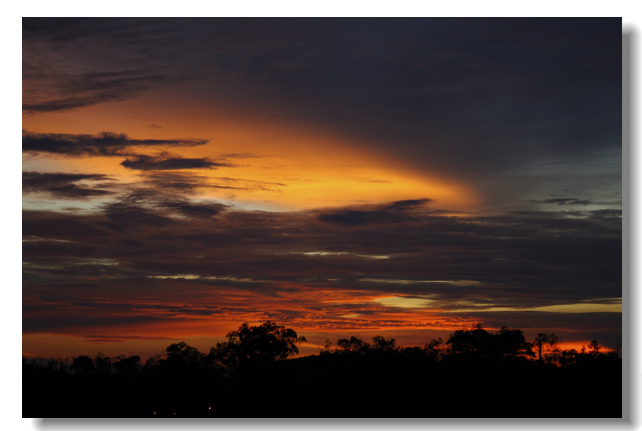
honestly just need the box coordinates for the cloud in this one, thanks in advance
[96,185,229,225]
[22,17,141,43]
[132,171,279,197]
[589,209,622,219]
[160,200,228,218]
[22,131,208,157]
[136,171,215,194]
[101,201,174,227]
[120,153,235,171]
[528,198,593,206]
[22,171,115,199]
[22,71,167,113]
[318,198,432,224]
[23,18,184,113]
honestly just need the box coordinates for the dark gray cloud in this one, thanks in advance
[22,131,208,157]
[95,185,230,226]
[22,70,167,113]
[318,199,432,225]
[22,171,114,199]
[101,201,174,227]
[589,209,622,219]
[23,211,110,240]
[133,171,280,196]
[23,18,186,113]
[160,200,228,218]
[137,171,215,194]
[120,153,235,171]
[528,198,593,206]
[22,17,161,43]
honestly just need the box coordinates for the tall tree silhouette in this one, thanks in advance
[161,342,205,375]
[534,333,560,363]
[209,321,306,372]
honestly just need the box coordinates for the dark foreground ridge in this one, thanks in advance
[23,322,622,418]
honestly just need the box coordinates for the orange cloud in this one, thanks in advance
[23,92,479,212]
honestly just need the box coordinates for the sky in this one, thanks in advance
[21,17,623,359]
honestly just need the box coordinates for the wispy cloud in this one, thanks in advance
[22,70,168,113]
[22,131,208,157]
[22,171,115,199]
[120,153,235,171]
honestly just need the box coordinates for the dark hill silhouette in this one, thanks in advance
[23,322,622,418]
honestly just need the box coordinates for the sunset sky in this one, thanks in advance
[22,17,623,359]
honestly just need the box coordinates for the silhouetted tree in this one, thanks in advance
[47,357,67,373]
[71,355,95,374]
[534,333,560,363]
[160,342,205,375]
[144,354,163,369]
[559,348,580,367]
[113,355,141,374]
[336,336,371,354]
[494,326,534,359]
[424,337,446,360]
[589,339,602,355]
[209,321,306,372]
[94,352,112,374]
[371,335,397,352]
[165,342,203,363]
[320,339,334,355]
[446,323,491,355]
[446,324,533,360]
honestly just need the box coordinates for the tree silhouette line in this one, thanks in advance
[23,321,622,418]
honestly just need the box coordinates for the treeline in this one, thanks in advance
[23,322,622,418]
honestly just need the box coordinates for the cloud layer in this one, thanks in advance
[23,195,622,348]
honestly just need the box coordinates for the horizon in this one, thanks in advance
[22,323,617,364]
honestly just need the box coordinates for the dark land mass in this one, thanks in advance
[23,322,622,418]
